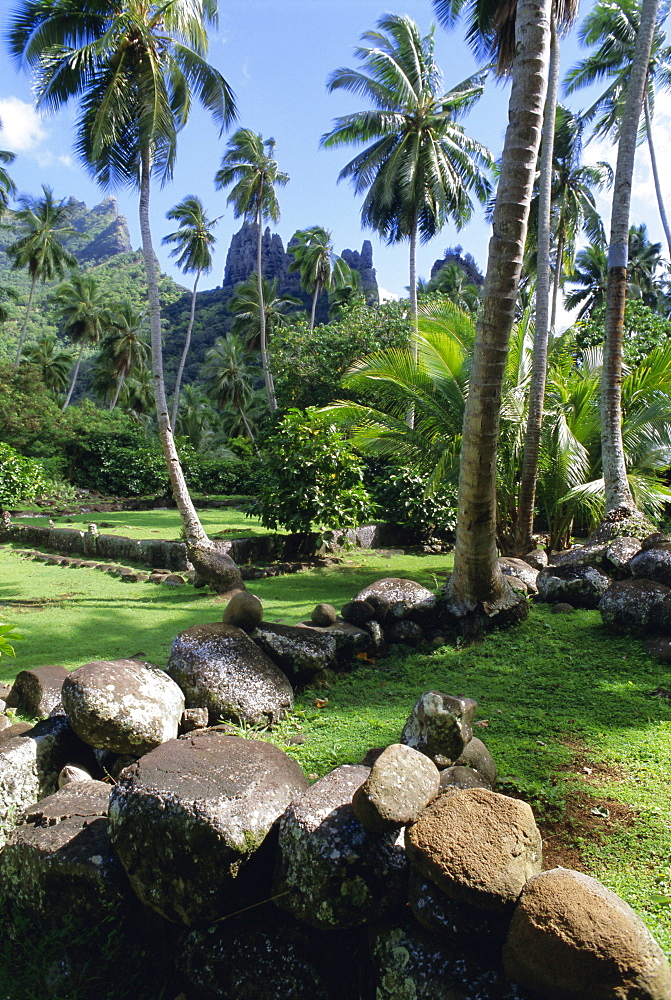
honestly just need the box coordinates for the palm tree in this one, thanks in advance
[564,238,610,317]
[229,275,301,350]
[627,222,664,305]
[5,186,77,366]
[21,332,74,394]
[288,227,353,331]
[0,118,16,212]
[424,261,482,313]
[97,301,149,409]
[9,0,237,549]
[321,14,492,366]
[215,129,289,412]
[203,335,260,447]
[162,195,219,427]
[564,0,671,257]
[55,272,111,409]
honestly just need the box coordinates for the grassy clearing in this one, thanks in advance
[2,539,671,955]
[12,505,276,540]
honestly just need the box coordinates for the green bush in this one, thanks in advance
[0,443,52,509]
[253,408,375,533]
[182,451,267,496]
[371,467,458,542]
[73,433,169,497]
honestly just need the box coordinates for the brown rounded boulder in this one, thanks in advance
[503,868,671,1000]
[352,743,440,833]
[405,787,542,911]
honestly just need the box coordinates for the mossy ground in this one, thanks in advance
[2,522,671,966]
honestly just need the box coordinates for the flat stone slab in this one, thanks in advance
[250,622,337,682]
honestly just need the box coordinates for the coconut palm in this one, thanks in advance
[0,286,20,326]
[162,195,220,427]
[424,261,482,313]
[564,0,671,257]
[95,301,149,409]
[627,222,664,305]
[54,272,111,409]
[564,238,609,317]
[215,129,289,412]
[203,335,260,447]
[288,227,353,331]
[9,0,237,548]
[229,275,302,351]
[5,186,77,366]
[0,118,16,212]
[321,14,492,365]
[21,332,74,394]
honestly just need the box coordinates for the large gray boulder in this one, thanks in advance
[273,764,409,929]
[629,545,671,587]
[499,557,539,594]
[401,691,478,767]
[503,868,671,1000]
[108,733,309,925]
[296,620,374,664]
[354,577,437,625]
[599,579,670,635]
[605,535,641,574]
[408,870,508,947]
[250,622,337,682]
[179,909,359,1000]
[352,743,440,833]
[0,716,92,848]
[187,541,244,593]
[61,659,184,755]
[536,564,611,608]
[0,781,129,924]
[454,736,497,786]
[166,622,293,726]
[405,788,542,912]
[550,543,608,570]
[7,665,68,719]
[370,914,529,1000]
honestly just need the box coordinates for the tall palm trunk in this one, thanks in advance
[171,269,201,429]
[255,198,277,412]
[110,371,125,410]
[601,0,659,516]
[62,341,84,410]
[14,272,37,367]
[139,151,209,547]
[407,219,419,430]
[309,280,322,332]
[550,225,565,330]
[515,21,560,555]
[644,94,671,260]
[448,0,552,618]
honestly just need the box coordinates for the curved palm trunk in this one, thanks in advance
[256,203,277,412]
[644,95,671,260]
[601,0,659,516]
[448,0,552,619]
[309,280,322,332]
[407,220,419,430]
[139,151,209,547]
[110,371,125,410]
[14,273,38,367]
[171,270,201,428]
[550,225,565,330]
[515,22,560,555]
[62,341,84,410]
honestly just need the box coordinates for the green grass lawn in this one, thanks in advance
[1,539,671,957]
[13,505,276,540]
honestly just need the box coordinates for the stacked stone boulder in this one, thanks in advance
[0,583,670,997]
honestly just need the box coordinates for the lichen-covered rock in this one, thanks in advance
[641,533,671,550]
[386,619,424,644]
[550,544,609,570]
[109,734,308,925]
[352,744,440,833]
[7,665,69,719]
[296,620,374,664]
[408,870,508,947]
[629,546,671,587]
[401,691,478,767]
[599,579,670,635]
[503,868,671,1000]
[273,764,408,928]
[439,764,492,791]
[340,599,375,626]
[524,548,548,570]
[62,659,184,755]
[0,781,129,924]
[536,565,611,608]
[405,788,542,912]
[0,716,94,848]
[179,909,361,1000]
[250,622,337,682]
[58,763,93,787]
[179,707,209,734]
[166,622,293,726]
[186,541,244,593]
[645,637,671,662]
[222,591,264,631]
[605,535,641,573]
[454,736,497,786]
[354,577,437,625]
[370,914,530,1000]
[499,558,539,594]
[311,602,338,626]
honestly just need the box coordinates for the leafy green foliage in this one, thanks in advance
[0,442,51,508]
[370,467,458,541]
[253,408,375,533]
[574,300,671,365]
[0,623,23,658]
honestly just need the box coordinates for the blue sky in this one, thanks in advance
[1,0,670,310]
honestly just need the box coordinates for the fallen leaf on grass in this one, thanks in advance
[474,720,490,728]
[314,698,329,708]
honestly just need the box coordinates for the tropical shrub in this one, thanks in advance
[0,442,52,509]
[253,408,375,533]
[371,466,458,541]
[573,301,671,366]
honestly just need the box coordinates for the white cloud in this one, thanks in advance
[0,97,48,152]
[378,287,399,302]
[35,151,74,169]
